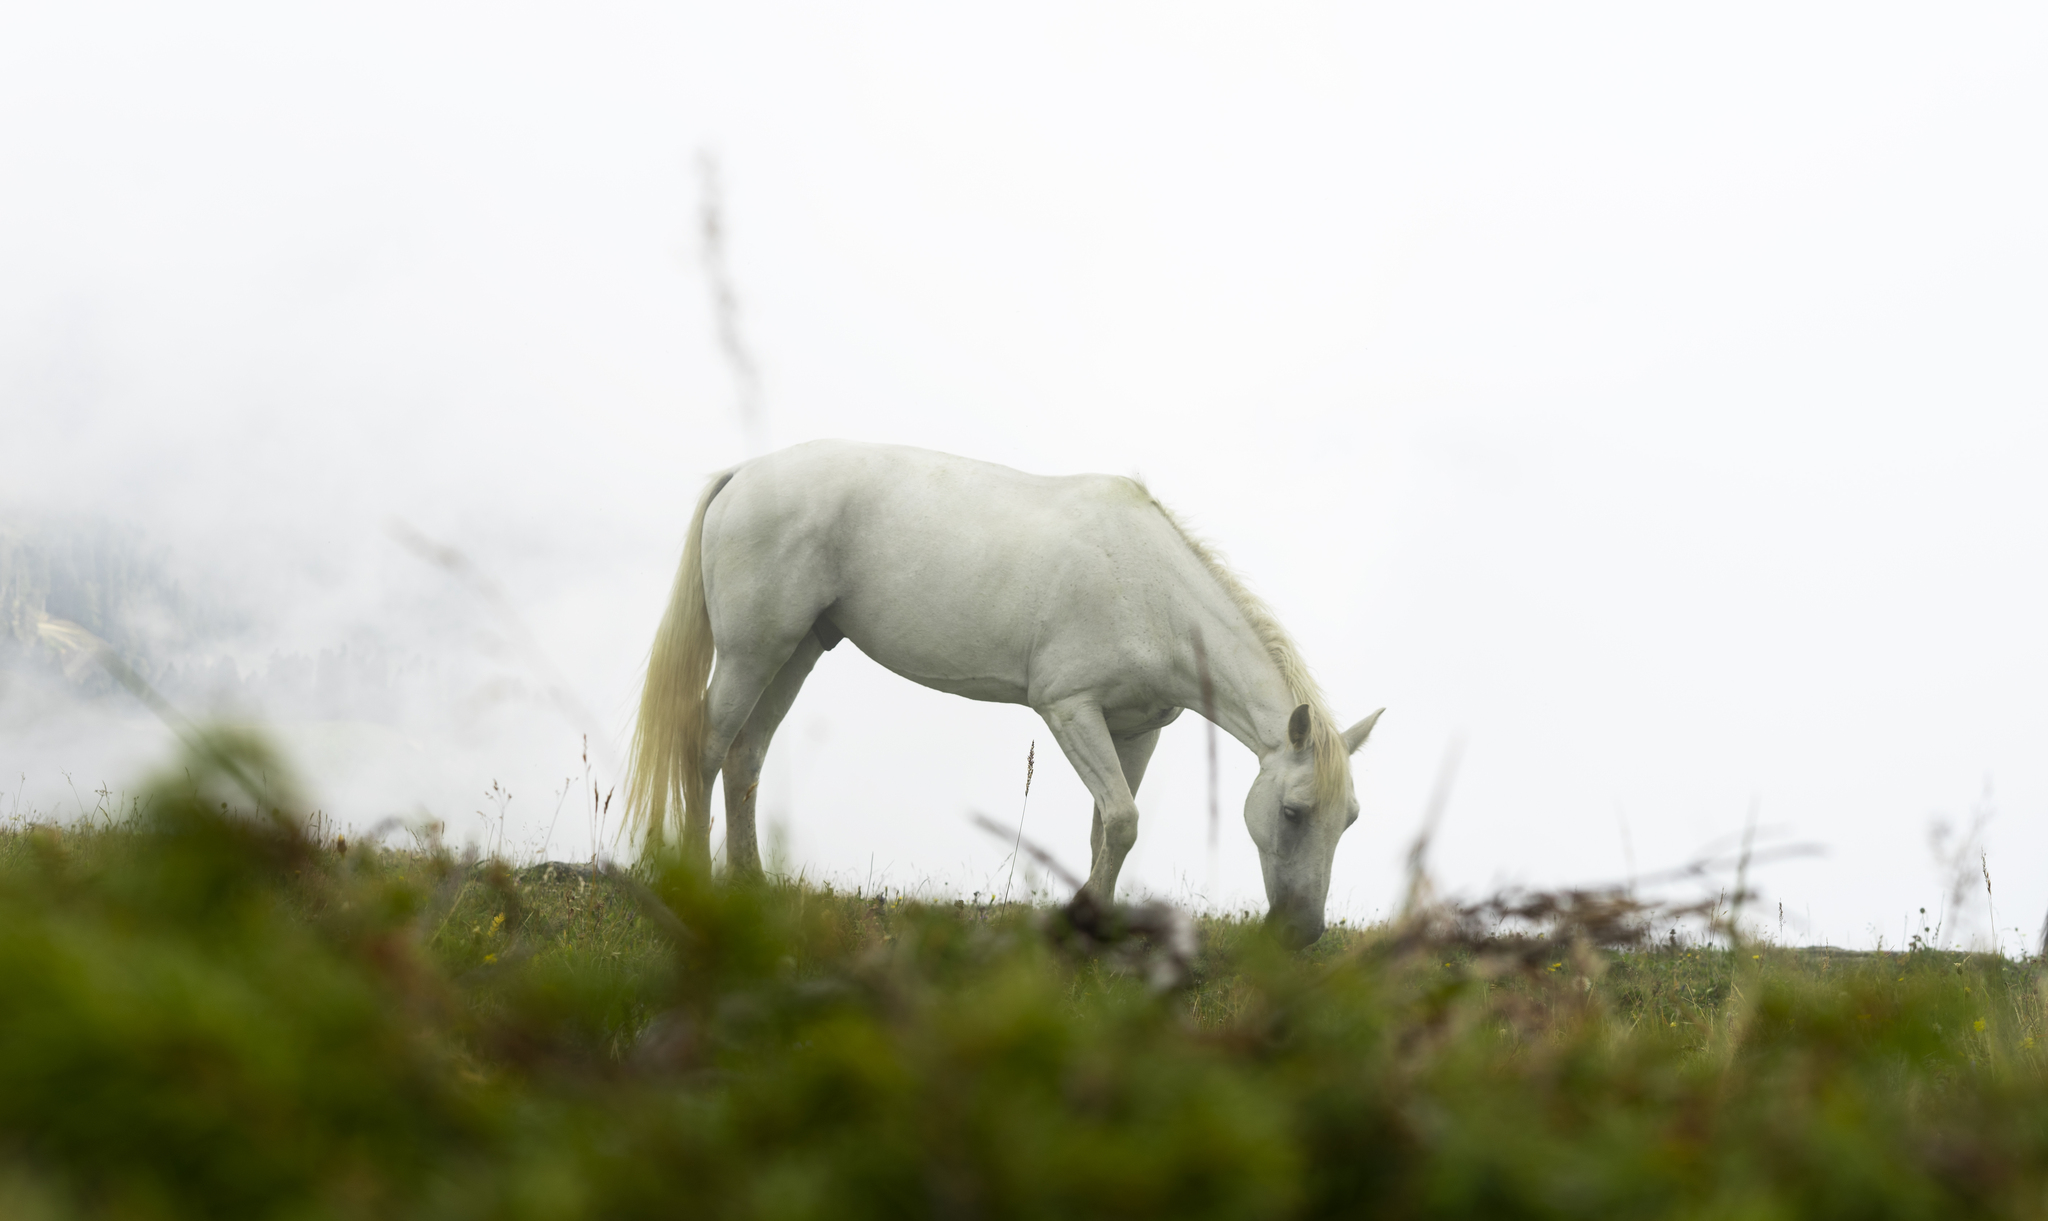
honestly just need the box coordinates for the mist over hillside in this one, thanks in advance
[2,512,389,712]
[0,509,610,859]
[5,4,2046,942]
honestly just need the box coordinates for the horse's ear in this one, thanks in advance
[1342,708,1384,754]
[1287,704,1312,750]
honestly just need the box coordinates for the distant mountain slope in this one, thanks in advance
[0,514,197,694]
[0,513,408,722]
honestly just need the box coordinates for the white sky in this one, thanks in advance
[4,4,2044,949]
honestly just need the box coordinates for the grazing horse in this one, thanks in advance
[626,441,1381,946]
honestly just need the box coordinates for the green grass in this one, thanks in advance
[2,731,2046,1219]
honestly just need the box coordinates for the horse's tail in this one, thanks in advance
[626,468,736,855]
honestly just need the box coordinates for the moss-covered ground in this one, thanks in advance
[2,732,2043,1219]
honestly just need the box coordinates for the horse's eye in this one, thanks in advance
[1282,805,1305,823]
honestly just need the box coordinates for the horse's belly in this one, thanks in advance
[835,620,1033,705]
[821,567,1037,706]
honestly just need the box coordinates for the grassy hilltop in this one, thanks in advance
[2,732,2046,1220]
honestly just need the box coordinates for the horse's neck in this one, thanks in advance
[1182,599,1297,759]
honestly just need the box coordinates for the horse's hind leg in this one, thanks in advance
[692,608,823,861]
[719,632,825,877]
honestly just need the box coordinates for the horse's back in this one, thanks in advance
[702,441,1194,706]
[711,440,1158,567]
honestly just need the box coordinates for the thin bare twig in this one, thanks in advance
[387,520,616,776]
[697,150,766,456]
[60,629,287,814]
[1399,737,1464,922]
[1190,626,1220,859]
[1002,742,1036,903]
[972,812,1083,894]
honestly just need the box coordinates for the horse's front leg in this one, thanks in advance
[1040,700,1142,905]
[1090,729,1161,869]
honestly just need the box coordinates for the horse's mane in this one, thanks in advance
[1131,479,1351,812]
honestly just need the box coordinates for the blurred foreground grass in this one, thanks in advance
[3,733,2046,1219]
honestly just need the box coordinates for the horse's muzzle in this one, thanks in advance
[1266,902,1325,950]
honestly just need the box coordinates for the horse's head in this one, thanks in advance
[1244,704,1382,948]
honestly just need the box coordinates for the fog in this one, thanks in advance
[4,4,2045,948]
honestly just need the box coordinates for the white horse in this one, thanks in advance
[626,441,1381,946]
